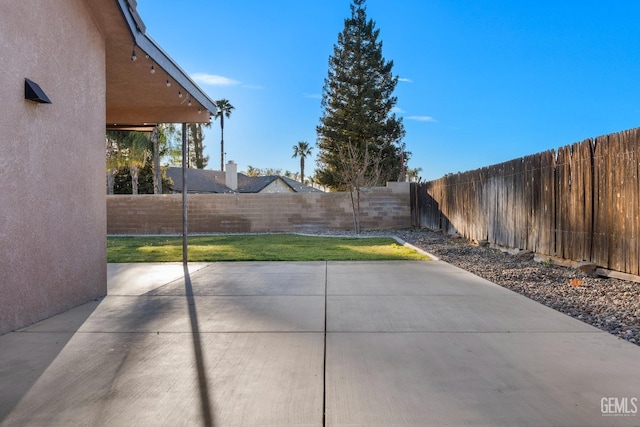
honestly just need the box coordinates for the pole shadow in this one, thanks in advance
[183,263,214,427]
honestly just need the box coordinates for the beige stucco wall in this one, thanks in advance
[0,1,107,334]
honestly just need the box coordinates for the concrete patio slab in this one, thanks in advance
[8,299,102,333]
[107,262,210,296]
[68,295,325,333]
[1,259,639,426]
[147,261,326,296]
[2,331,324,426]
[325,332,639,426]
[327,294,598,332]
[327,260,507,296]
[327,261,597,332]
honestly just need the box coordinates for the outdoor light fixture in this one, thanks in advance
[131,47,137,61]
[150,64,155,74]
[24,78,51,104]
[188,99,192,106]
[166,79,171,87]
[178,90,183,98]
[198,108,202,114]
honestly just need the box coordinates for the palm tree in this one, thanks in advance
[407,167,423,182]
[246,165,261,177]
[123,132,151,195]
[292,141,312,183]
[213,99,235,171]
[105,131,151,195]
[106,133,125,195]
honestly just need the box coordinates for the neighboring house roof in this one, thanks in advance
[280,176,324,193]
[165,168,230,193]
[86,0,216,128]
[165,167,323,194]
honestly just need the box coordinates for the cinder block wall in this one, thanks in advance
[107,183,410,234]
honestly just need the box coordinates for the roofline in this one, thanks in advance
[277,176,299,192]
[116,0,218,117]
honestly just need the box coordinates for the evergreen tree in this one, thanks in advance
[188,123,210,169]
[316,0,406,191]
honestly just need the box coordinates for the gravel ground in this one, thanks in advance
[319,228,640,346]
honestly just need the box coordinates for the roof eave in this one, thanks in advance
[115,0,217,117]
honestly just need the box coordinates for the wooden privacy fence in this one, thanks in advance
[412,127,640,276]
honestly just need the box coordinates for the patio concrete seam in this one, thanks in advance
[14,330,604,335]
[326,330,607,334]
[325,294,523,297]
[139,294,326,297]
[50,331,328,335]
[322,260,328,427]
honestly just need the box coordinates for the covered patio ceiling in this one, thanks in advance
[86,0,216,128]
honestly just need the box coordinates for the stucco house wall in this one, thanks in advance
[0,1,107,334]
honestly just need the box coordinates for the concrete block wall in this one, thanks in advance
[107,183,411,234]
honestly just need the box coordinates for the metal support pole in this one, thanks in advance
[151,126,161,194]
[182,122,188,264]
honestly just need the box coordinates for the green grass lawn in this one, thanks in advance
[107,234,428,263]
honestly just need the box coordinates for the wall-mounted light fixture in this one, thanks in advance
[131,45,137,61]
[25,78,51,104]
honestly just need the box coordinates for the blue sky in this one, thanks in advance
[137,0,640,181]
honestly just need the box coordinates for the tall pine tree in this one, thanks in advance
[188,123,209,169]
[316,0,406,191]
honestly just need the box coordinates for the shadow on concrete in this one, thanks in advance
[184,263,214,427]
[0,299,99,422]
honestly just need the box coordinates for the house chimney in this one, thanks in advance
[225,160,238,191]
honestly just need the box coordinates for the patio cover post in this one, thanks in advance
[182,122,188,264]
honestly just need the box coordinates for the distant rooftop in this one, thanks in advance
[164,167,323,194]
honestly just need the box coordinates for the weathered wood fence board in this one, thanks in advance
[592,133,611,269]
[411,127,640,276]
[555,140,594,263]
